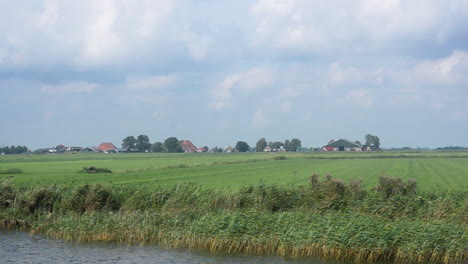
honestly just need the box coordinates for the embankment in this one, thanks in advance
[1,175,466,263]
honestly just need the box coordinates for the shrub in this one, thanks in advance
[0,168,23,174]
[68,184,120,213]
[25,187,61,214]
[81,166,112,173]
[0,178,16,209]
[274,156,287,160]
[374,175,418,197]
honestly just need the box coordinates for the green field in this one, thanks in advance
[1,151,467,190]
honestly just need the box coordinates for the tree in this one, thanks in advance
[284,140,291,151]
[164,137,182,153]
[365,134,380,150]
[235,141,250,152]
[256,138,267,152]
[289,138,302,152]
[15,145,25,154]
[136,135,151,152]
[122,136,137,149]
[211,146,223,153]
[271,141,284,149]
[355,140,362,146]
[3,146,10,154]
[10,146,16,155]
[152,142,165,153]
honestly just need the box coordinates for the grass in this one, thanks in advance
[1,151,467,190]
[1,151,467,263]
[0,175,466,264]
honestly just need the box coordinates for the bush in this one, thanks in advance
[374,175,417,197]
[81,166,112,173]
[274,156,287,160]
[23,187,61,214]
[68,184,120,213]
[0,178,16,209]
[0,168,23,174]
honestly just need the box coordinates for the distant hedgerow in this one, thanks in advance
[0,168,23,174]
[81,166,112,174]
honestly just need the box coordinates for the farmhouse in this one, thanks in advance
[181,140,197,153]
[80,146,101,152]
[225,146,233,153]
[322,139,362,152]
[97,142,118,153]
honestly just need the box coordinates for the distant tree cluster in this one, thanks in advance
[122,135,192,153]
[235,141,250,152]
[435,146,468,151]
[1,145,29,154]
[122,135,151,152]
[255,138,302,152]
[365,134,380,150]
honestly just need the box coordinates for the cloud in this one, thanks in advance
[338,88,373,107]
[125,75,177,90]
[180,31,212,61]
[328,63,364,86]
[211,66,273,109]
[279,87,300,98]
[390,50,468,85]
[43,111,55,121]
[252,108,268,128]
[280,101,292,112]
[41,82,97,94]
[249,0,468,55]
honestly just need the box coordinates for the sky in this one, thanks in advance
[1,0,467,150]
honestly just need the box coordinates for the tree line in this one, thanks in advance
[1,145,29,154]
[121,135,303,153]
[122,135,189,153]
[255,138,302,152]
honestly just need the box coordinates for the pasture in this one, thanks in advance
[1,151,467,190]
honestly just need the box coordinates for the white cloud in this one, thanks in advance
[338,88,373,107]
[211,66,273,109]
[279,87,300,98]
[250,0,467,54]
[37,0,59,33]
[41,82,97,94]
[328,63,364,86]
[252,109,268,128]
[43,111,55,121]
[391,50,468,85]
[280,101,292,112]
[180,31,212,61]
[126,75,177,90]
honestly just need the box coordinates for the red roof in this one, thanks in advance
[181,140,197,152]
[97,142,117,151]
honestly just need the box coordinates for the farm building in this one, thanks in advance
[181,140,197,153]
[80,146,101,152]
[225,146,233,153]
[97,142,118,153]
[322,139,362,152]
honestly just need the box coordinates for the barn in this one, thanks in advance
[322,139,362,152]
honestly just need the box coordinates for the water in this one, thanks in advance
[0,230,345,264]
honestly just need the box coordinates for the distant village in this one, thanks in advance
[23,138,379,155]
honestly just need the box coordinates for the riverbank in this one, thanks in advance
[1,175,466,263]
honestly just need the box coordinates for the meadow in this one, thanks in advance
[1,151,467,263]
[1,151,467,190]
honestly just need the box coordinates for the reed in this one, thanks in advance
[1,176,466,264]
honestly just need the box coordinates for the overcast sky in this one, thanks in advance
[1,0,467,150]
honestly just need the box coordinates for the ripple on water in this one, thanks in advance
[0,229,347,264]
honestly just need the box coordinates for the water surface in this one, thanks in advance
[0,230,346,264]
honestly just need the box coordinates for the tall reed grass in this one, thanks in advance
[0,174,466,263]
